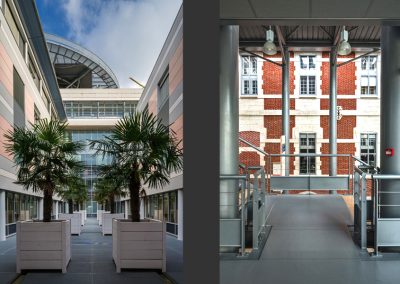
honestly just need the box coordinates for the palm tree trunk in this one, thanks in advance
[110,195,115,213]
[43,186,53,222]
[129,170,141,222]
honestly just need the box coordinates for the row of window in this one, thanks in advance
[64,101,137,119]
[297,133,376,174]
[145,191,177,223]
[4,0,54,118]
[241,55,378,96]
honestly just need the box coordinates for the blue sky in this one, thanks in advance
[35,0,182,87]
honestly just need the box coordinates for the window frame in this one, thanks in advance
[241,55,259,96]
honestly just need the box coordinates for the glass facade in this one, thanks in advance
[64,101,137,119]
[68,130,113,216]
[145,191,178,235]
[5,192,39,236]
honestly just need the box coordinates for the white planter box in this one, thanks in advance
[79,210,87,221]
[16,220,71,273]
[97,210,103,221]
[112,219,166,273]
[102,213,125,235]
[58,213,82,235]
[99,211,110,226]
[73,211,84,226]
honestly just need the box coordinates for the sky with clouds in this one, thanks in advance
[36,0,182,88]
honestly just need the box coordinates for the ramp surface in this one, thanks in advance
[221,195,400,284]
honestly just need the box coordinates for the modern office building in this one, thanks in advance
[43,33,142,217]
[137,6,183,240]
[0,0,183,243]
[0,0,66,240]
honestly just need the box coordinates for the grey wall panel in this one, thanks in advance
[0,155,18,175]
[170,81,183,106]
[170,99,182,123]
[0,82,13,107]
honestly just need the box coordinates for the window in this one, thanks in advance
[360,133,376,169]
[298,55,317,96]
[361,56,377,71]
[360,56,377,95]
[300,76,316,95]
[300,55,316,70]
[28,55,40,90]
[299,133,316,174]
[4,1,25,57]
[34,104,40,123]
[158,71,169,127]
[13,67,25,127]
[241,56,258,95]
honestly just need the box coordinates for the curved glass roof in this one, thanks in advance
[45,33,119,88]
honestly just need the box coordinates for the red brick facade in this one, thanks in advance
[239,51,365,194]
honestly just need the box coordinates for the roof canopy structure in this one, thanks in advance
[45,33,119,89]
[239,25,380,51]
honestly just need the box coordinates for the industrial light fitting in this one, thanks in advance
[337,27,351,56]
[263,27,277,55]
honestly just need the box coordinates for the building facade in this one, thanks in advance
[0,0,67,240]
[239,51,380,190]
[137,6,183,240]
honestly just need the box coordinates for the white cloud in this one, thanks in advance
[60,0,182,87]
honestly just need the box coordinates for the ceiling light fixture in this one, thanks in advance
[263,26,277,55]
[337,26,352,56]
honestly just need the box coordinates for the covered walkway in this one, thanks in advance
[0,218,182,284]
[221,194,400,284]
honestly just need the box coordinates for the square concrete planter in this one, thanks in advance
[16,220,71,273]
[58,213,82,235]
[112,219,166,273]
[99,211,110,226]
[79,210,87,221]
[73,211,84,226]
[97,210,103,221]
[102,213,125,235]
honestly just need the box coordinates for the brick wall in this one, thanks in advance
[239,151,261,167]
[264,98,295,110]
[320,115,356,139]
[321,143,356,174]
[262,61,295,94]
[264,115,295,139]
[239,131,260,147]
[320,99,357,110]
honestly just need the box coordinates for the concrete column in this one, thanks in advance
[55,201,59,220]
[220,25,239,219]
[124,200,129,219]
[282,47,290,178]
[0,191,6,241]
[329,46,337,194]
[39,198,43,220]
[380,26,400,217]
[177,189,183,241]
[140,198,145,219]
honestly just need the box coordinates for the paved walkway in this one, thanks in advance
[221,195,400,284]
[0,218,182,284]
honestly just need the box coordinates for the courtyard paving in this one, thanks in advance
[0,218,182,284]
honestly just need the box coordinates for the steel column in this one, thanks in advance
[220,24,239,255]
[177,189,183,240]
[380,26,400,218]
[282,47,290,178]
[329,46,337,194]
[0,191,5,241]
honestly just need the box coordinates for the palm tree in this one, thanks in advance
[90,108,183,222]
[4,119,83,222]
[94,164,127,214]
[59,174,87,213]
